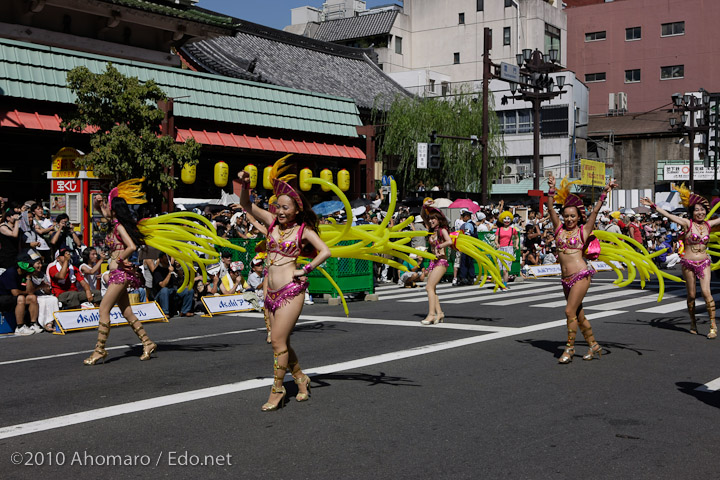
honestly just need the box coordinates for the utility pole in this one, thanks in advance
[481,27,491,205]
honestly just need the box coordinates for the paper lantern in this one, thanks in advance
[299,168,312,191]
[263,166,273,190]
[181,163,196,184]
[320,169,333,192]
[214,161,229,187]
[338,169,350,192]
[244,164,258,189]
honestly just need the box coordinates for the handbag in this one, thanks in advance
[584,234,601,260]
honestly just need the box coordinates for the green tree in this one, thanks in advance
[373,89,505,194]
[61,63,200,207]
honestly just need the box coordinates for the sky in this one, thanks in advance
[197,1,400,30]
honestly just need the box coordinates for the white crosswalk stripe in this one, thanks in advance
[371,277,705,316]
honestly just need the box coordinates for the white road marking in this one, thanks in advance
[535,286,664,308]
[396,283,538,303]
[0,310,623,440]
[694,377,720,393]
[584,289,686,311]
[638,292,720,314]
[473,284,618,306]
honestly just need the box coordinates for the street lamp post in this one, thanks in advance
[670,89,711,191]
[502,48,566,191]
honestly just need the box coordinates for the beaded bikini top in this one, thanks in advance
[267,220,305,259]
[105,221,125,252]
[685,220,710,246]
[555,225,584,254]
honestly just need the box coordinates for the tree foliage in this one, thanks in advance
[61,63,200,207]
[372,89,505,194]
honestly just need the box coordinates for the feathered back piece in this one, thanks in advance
[554,177,583,208]
[109,178,147,205]
[675,183,709,209]
[268,154,303,211]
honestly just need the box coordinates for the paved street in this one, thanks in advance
[2,272,720,479]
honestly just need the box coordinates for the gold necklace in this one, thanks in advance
[277,224,296,242]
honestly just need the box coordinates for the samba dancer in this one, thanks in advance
[547,175,616,364]
[237,160,331,411]
[641,187,720,338]
[84,182,156,365]
[420,201,453,325]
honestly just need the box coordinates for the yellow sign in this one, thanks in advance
[51,170,80,178]
[580,159,606,186]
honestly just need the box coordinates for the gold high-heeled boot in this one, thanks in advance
[130,320,156,361]
[707,299,717,339]
[263,309,272,344]
[559,319,577,364]
[262,349,288,411]
[289,359,311,402]
[579,321,602,361]
[688,298,697,334]
[83,320,110,365]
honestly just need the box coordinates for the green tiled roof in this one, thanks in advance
[103,0,234,28]
[0,38,362,137]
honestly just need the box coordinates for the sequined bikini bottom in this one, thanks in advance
[265,278,309,314]
[428,259,449,271]
[680,257,711,279]
[561,269,595,294]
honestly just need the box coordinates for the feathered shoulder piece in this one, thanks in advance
[554,177,582,208]
[109,178,147,205]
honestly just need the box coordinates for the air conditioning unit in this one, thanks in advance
[501,175,518,184]
[617,92,628,112]
[608,93,616,112]
[544,170,554,178]
[503,164,517,175]
[517,164,531,176]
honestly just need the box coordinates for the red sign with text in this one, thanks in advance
[51,180,80,194]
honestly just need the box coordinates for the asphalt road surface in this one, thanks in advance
[2,272,720,480]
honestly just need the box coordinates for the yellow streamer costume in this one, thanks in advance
[111,178,245,293]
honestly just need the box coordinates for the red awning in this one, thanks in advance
[176,128,365,160]
[0,109,365,160]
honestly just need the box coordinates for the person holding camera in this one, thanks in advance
[152,253,194,317]
[0,208,22,272]
[50,213,82,258]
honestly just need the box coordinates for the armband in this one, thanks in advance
[302,264,314,274]
[548,189,556,196]
[599,192,607,202]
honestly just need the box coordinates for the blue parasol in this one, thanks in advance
[312,200,345,216]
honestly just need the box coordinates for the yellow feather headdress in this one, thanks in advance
[267,154,303,211]
[108,178,147,205]
[673,183,709,209]
[553,177,583,208]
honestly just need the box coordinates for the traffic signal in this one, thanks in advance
[428,143,441,169]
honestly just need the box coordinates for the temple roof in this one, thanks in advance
[313,10,399,42]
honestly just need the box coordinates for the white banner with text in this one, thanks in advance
[201,294,256,316]
[53,302,167,334]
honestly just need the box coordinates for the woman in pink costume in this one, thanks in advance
[641,186,720,338]
[238,158,331,411]
[420,200,453,325]
[547,175,616,364]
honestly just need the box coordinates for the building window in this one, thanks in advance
[626,26,641,41]
[477,0,483,11]
[625,69,641,83]
[498,109,533,135]
[504,0,513,7]
[585,72,606,82]
[661,65,684,79]
[441,82,450,97]
[541,105,569,137]
[584,31,606,42]
[429,79,435,93]
[454,52,460,64]
[503,27,511,46]
[545,23,561,59]
[395,36,402,55]
[661,21,685,37]
[459,13,465,25]
[378,64,383,71]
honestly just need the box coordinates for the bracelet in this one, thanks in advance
[599,192,607,202]
[303,264,314,274]
[548,189,556,196]
[650,203,657,210]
